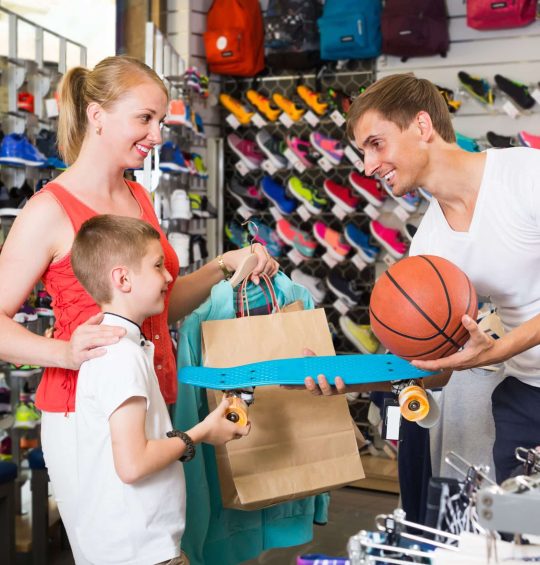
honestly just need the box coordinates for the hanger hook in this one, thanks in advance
[241,219,258,253]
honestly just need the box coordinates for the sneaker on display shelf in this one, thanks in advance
[189,235,208,264]
[296,85,328,116]
[13,301,38,323]
[8,364,41,377]
[348,172,386,208]
[323,179,360,214]
[170,189,192,220]
[35,129,67,170]
[225,220,250,249]
[339,316,380,354]
[369,220,407,259]
[193,113,206,138]
[17,91,34,113]
[255,129,288,169]
[247,219,284,258]
[35,290,53,317]
[160,142,190,173]
[312,221,351,261]
[494,74,535,110]
[517,130,540,150]
[227,133,265,170]
[379,178,420,213]
[325,269,362,308]
[403,223,418,243]
[344,223,379,264]
[246,89,281,122]
[327,87,354,116]
[285,135,317,168]
[191,153,208,179]
[219,94,254,125]
[272,93,305,122]
[309,132,344,165]
[165,99,189,127]
[436,84,462,114]
[13,399,41,429]
[417,187,433,202]
[486,131,518,149]
[290,269,326,304]
[458,71,494,106]
[189,193,217,219]
[260,175,298,215]
[456,132,480,153]
[0,134,46,167]
[227,177,267,213]
[168,232,191,267]
[275,218,317,258]
[287,176,327,215]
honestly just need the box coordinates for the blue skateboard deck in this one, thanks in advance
[178,354,438,390]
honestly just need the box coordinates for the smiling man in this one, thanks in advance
[346,73,540,483]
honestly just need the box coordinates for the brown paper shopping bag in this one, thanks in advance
[202,276,364,510]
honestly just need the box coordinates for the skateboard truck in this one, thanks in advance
[391,379,430,422]
[224,387,254,426]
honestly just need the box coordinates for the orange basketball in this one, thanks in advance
[369,255,477,361]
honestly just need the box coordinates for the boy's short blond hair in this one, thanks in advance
[346,73,456,143]
[71,215,161,304]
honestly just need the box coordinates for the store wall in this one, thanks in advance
[376,0,540,138]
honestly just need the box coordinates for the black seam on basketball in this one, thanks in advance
[418,256,453,333]
[383,266,461,350]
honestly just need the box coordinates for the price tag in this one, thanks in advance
[333,298,350,316]
[330,109,346,127]
[393,204,410,223]
[296,205,312,222]
[237,205,253,220]
[502,100,520,119]
[531,88,540,105]
[364,203,380,220]
[45,98,59,118]
[261,159,278,176]
[284,147,299,166]
[318,156,333,172]
[226,114,241,129]
[331,204,347,220]
[269,206,283,222]
[352,254,368,272]
[251,113,267,128]
[287,248,305,265]
[322,251,339,268]
[383,253,397,267]
[345,145,364,172]
[304,110,320,127]
[293,159,306,174]
[235,160,250,176]
[279,112,294,128]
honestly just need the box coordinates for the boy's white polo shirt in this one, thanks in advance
[75,313,185,565]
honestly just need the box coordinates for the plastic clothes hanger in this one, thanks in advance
[229,220,259,288]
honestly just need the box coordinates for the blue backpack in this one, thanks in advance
[317,0,382,60]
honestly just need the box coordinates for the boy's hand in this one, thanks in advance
[198,397,251,445]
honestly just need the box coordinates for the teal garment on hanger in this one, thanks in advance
[174,272,330,565]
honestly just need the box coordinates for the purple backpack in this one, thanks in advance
[381,0,450,61]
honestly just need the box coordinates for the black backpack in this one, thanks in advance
[381,0,450,61]
[264,0,322,70]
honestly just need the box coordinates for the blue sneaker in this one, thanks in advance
[260,175,297,215]
[418,187,432,202]
[0,134,46,167]
[247,218,284,257]
[160,141,190,173]
[456,132,480,152]
[225,220,249,249]
[194,112,205,138]
[344,223,379,264]
[398,191,420,213]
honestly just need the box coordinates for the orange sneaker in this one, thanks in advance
[297,85,328,116]
[272,93,305,122]
[219,94,254,125]
[246,89,281,121]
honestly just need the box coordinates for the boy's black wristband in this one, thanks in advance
[166,430,196,462]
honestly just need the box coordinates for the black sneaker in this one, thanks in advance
[458,71,494,105]
[436,84,461,113]
[486,131,518,149]
[227,176,267,213]
[403,223,418,243]
[494,74,535,110]
[326,269,363,308]
[189,235,208,264]
[255,129,288,169]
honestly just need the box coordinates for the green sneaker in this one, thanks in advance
[14,402,41,429]
[287,176,327,215]
[191,153,208,178]
[339,317,380,354]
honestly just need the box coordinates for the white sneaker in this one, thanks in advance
[290,268,326,304]
[168,232,190,267]
[170,189,192,220]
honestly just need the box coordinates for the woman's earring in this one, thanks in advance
[95,126,102,135]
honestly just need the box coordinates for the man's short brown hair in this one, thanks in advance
[71,215,161,304]
[346,74,456,143]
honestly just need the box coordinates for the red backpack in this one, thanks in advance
[203,0,265,77]
[466,0,537,30]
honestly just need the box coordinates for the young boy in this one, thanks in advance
[70,215,250,565]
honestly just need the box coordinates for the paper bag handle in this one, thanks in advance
[237,274,280,318]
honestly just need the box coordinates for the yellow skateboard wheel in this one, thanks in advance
[224,394,248,426]
[398,385,430,422]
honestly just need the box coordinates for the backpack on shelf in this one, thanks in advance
[203,0,265,77]
[317,0,382,61]
[264,0,322,71]
[466,0,537,30]
[381,0,450,62]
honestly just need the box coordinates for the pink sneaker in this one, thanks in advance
[369,220,407,259]
[312,221,351,261]
[309,132,344,165]
[227,133,264,170]
[348,172,386,208]
[276,218,317,258]
[518,131,540,149]
[286,135,316,168]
